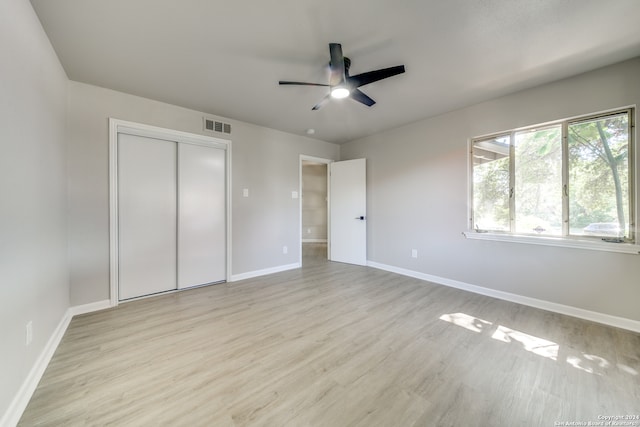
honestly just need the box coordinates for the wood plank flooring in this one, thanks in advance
[19,244,640,426]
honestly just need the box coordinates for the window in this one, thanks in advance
[471,108,635,243]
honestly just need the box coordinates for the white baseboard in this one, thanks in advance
[1,309,72,427]
[367,261,640,334]
[302,239,327,243]
[230,263,300,282]
[2,299,115,426]
[69,299,111,317]
[69,299,112,316]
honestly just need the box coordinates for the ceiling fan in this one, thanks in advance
[279,43,406,110]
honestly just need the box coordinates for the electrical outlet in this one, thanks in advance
[283,246,288,254]
[411,249,418,258]
[307,228,311,234]
[26,321,33,346]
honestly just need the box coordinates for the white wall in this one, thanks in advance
[67,81,340,305]
[0,0,69,420]
[341,58,640,323]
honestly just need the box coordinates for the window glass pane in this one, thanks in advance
[514,126,563,235]
[472,135,510,231]
[568,112,629,239]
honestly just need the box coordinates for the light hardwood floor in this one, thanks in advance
[19,244,640,426]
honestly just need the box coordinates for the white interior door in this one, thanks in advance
[118,133,177,300]
[330,158,367,265]
[178,143,226,289]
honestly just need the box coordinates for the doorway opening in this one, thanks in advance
[299,155,367,267]
[300,156,331,265]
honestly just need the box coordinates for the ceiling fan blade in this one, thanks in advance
[329,43,346,87]
[350,89,376,107]
[279,81,329,86]
[311,94,331,110]
[348,65,405,88]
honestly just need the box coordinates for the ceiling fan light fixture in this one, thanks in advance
[278,43,405,110]
[331,86,350,99]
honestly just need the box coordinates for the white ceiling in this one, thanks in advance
[30,0,640,144]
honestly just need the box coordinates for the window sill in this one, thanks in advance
[462,231,640,255]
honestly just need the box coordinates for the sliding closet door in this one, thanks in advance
[178,143,226,288]
[118,133,177,300]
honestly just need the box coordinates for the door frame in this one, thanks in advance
[299,155,333,265]
[109,118,232,307]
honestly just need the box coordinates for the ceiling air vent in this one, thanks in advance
[204,118,232,134]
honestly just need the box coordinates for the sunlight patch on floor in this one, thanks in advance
[437,312,633,373]
[491,325,559,360]
[566,354,603,375]
[617,363,639,376]
[439,312,559,361]
[439,313,492,333]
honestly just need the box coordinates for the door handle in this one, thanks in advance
[355,216,366,220]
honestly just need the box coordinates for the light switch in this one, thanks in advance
[411,249,418,258]
[291,191,299,199]
[243,188,249,197]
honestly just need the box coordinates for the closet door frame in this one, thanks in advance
[109,118,232,307]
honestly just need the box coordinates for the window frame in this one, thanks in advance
[466,106,637,253]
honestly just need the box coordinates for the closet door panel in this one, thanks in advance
[118,134,177,300]
[178,143,226,288]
